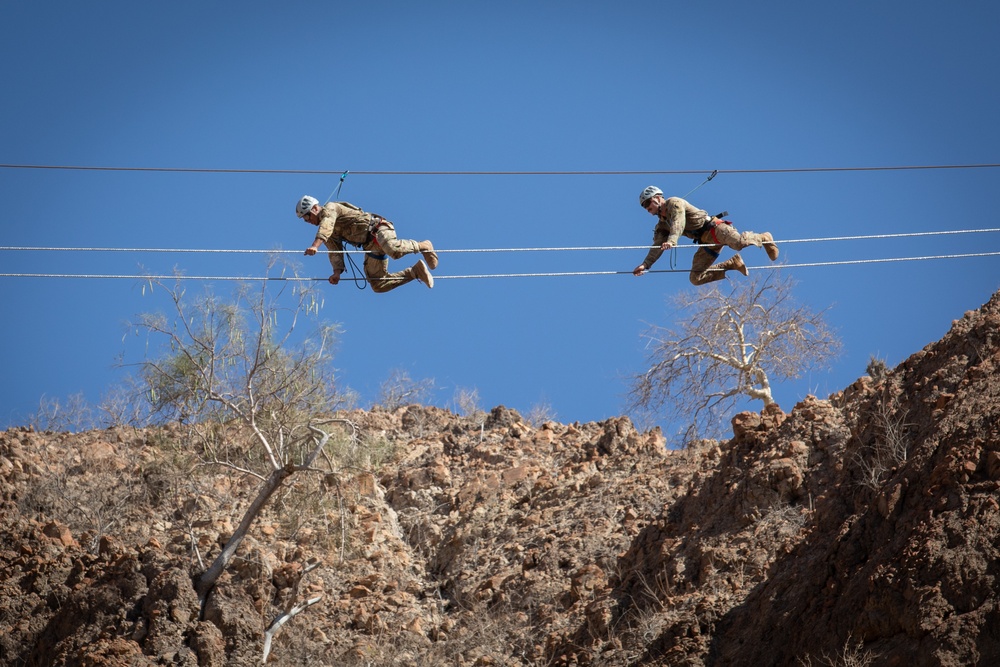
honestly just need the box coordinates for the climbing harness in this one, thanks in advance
[684,211,732,259]
[668,207,731,268]
[366,216,391,262]
[343,213,400,289]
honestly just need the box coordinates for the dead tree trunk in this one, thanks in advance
[194,427,332,608]
[195,463,294,606]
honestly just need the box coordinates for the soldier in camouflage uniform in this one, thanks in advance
[296,195,438,293]
[632,186,779,286]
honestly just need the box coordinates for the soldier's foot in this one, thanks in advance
[413,259,434,288]
[419,240,438,270]
[760,232,779,261]
[729,254,749,276]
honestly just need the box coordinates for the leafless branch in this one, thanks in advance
[261,555,324,663]
[262,594,323,663]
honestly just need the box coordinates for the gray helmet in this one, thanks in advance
[639,186,663,207]
[296,195,319,218]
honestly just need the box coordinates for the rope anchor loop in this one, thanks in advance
[682,169,719,199]
[324,170,350,205]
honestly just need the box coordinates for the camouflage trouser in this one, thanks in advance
[371,220,421,259]
[364,220,424,293]
[689,222,769,285]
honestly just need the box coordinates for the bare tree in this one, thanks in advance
[628,272,840,441]
[376,367,435,410]
[128,264,352,658]
[30,392,96,432]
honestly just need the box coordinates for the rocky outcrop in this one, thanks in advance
[2,292,1000,666]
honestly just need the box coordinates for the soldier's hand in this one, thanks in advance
[660,242,673,251]
[304,247,318,256]
[328,273,341,285]
[633,264,646,277]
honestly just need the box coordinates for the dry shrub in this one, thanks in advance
[377,369,435,410]
[853,382,911,492]
[798,632,877,667]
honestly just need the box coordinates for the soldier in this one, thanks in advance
[296,195,438,292]
[632,186,779,285]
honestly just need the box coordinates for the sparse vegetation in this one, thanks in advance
[29,392,95,433]
[17,434,150,551]
[327,429,397,472]
[376,368,435,410]
[799,632,877,667]
[525,400,557,427]
[853,381,911,491]
[865,355,890,382]
[451,386,485,419]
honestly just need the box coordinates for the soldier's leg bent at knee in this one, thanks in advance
[373,226,421,260]
[734,230,778,260]
[709,223,747,251]
[364,255,414,293]
[368,269,413,293]
[737,229,772,248]
[689,247,725,285]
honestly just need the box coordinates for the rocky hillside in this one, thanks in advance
[2,290,1000,666]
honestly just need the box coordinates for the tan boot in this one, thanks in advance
[419,240,438,270]
[760,232,779,261]
[413,259,434,288]
[719,253,749,276]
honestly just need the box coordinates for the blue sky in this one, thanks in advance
[2,2,998,442]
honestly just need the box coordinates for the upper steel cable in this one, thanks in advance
[2,163,1000,175]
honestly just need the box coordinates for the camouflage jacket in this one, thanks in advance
[643,197,713,268]
[314,201,380,273]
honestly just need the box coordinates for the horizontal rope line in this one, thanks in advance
[2,251,998,282]
[2,227,998,256]
[2,163,1000,175]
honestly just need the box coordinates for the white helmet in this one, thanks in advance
[639,186,663,207]
[296,195,319,218]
